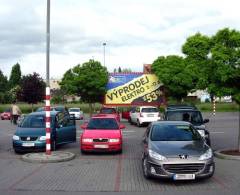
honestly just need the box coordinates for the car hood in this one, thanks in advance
[15,127,46,137]
[150,140,208,157]
[82,129,121,138]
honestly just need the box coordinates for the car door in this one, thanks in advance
[56,112,76,144]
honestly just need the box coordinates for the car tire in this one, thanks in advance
[142,157,151,179]
[137,120,141,127]
[128,118,133,125]
[81,149,86,154]
[51,140,56,151]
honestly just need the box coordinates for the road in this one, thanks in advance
[0,112,239,195]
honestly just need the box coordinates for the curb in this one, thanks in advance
[21,151,76,163]
[214,149,240,160]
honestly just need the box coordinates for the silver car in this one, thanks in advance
[142,121,215,180]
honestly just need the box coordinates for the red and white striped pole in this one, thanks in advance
[45,87,51,155]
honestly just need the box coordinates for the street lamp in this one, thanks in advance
[103,42,106,66]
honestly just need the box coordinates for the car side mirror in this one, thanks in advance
[119,124,125,129]
[203,119,209,123]
[80,123,88,129]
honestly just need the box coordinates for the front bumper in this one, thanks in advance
[81,142,122,152]
[145,157,215,180]
[13,140,46,153]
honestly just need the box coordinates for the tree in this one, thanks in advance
[9,63,21,89]
[18,72,46,111]
[152,55,195,101]
[0,69,10,103]
[60,60,108,115]
[118,66,122,73]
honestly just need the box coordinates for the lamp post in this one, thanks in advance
[45,0,51,155]
[103,42,106,66]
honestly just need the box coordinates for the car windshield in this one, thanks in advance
[100,108,116,114]
[87,118,119,130]
[69,108,80,112]
[151,124,201,141]
[20,115,54,128]
[166,111,203,125]
[141,108,158,112]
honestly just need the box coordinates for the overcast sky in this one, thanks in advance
[0,0,239,79]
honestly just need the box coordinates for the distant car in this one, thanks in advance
[1,108,11,120]
[163,105,211,145]
[80,115,125,153]
[142,121,215,180]
[129,106,161,127]
[69,108,83,120]
[99,107,120,122]
[12,111,76,153]
[121,107,136,121]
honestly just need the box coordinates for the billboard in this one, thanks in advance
[105,73,165,106]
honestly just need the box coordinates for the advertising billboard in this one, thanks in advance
[105,73,165,106]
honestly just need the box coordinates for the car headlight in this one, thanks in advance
[39,136,46,141]
[82,138,93,143]
[149,149,166,161]
[199,149,213,160]
[13,135,20,141]
[109,138,120,143]
[197,130,205,137]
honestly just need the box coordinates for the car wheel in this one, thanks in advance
[142,157,151,179]
[81,149,86,154]
[51,140,56,151]
[137,120,141,127]
[128,118,133,125]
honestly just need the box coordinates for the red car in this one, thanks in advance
[99,107,120,122]
[80,115,125,153]
[1,108,12,120]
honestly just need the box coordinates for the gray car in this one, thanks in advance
[142,121,215,180]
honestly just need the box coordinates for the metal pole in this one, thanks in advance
[45,0,51,155]
[103,42,106,66]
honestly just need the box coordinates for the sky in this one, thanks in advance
[0,0,240,79]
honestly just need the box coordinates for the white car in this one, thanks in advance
[69,108,83,120]
[129,106,161,127]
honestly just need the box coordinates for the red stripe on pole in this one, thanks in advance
[46,139,51,144]
[46,117,51,122]
[46,128,51,133]
[45,107,50,111]
[46,95,51,100]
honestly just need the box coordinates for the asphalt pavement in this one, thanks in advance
[0,112,239,195]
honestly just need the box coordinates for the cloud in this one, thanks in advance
[0,0,240,79]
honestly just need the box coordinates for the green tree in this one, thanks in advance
[0,69,8,93]
[152,55,194,101]
[60,60,108,115]
[9,63,21,88]
[17,72,46,111]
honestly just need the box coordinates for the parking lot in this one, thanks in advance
[0,112,239,195]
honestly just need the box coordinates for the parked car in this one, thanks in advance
[163,105,211,145]
[129,106,161,127]
[12,111,76,153]
[99,106,120,122]
[36,106,68,113]
[1,108,11,120]
[142,121,215,180]
[121,107,136,121]
[80,115,125,153]
[69,108,83,120]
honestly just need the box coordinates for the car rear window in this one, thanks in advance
[100,108,116,114]
[69,108,80,112]
[166,111,203,125]
[87,118,119,130]
[141,108,158,113]
[150,124,201,141]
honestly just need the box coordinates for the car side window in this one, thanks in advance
[64,113,75,126]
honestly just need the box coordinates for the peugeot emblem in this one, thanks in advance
[27,137,31,141]
[179,154,188,159]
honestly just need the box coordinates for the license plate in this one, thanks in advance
[94,144,109,149]
[173,174,195,180]
[22,142,35,147]
[147,114,154,117]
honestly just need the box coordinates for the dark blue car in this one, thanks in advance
[12,111,76,153]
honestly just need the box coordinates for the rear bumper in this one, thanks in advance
[139,117,161,124]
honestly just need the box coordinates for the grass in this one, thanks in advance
[0,102,239,114]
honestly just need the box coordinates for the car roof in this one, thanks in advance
[69,108,80,109]
[29,111,59,116]
[151,120,192,126]
[92,114,117,119]
[166,104,198,111]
